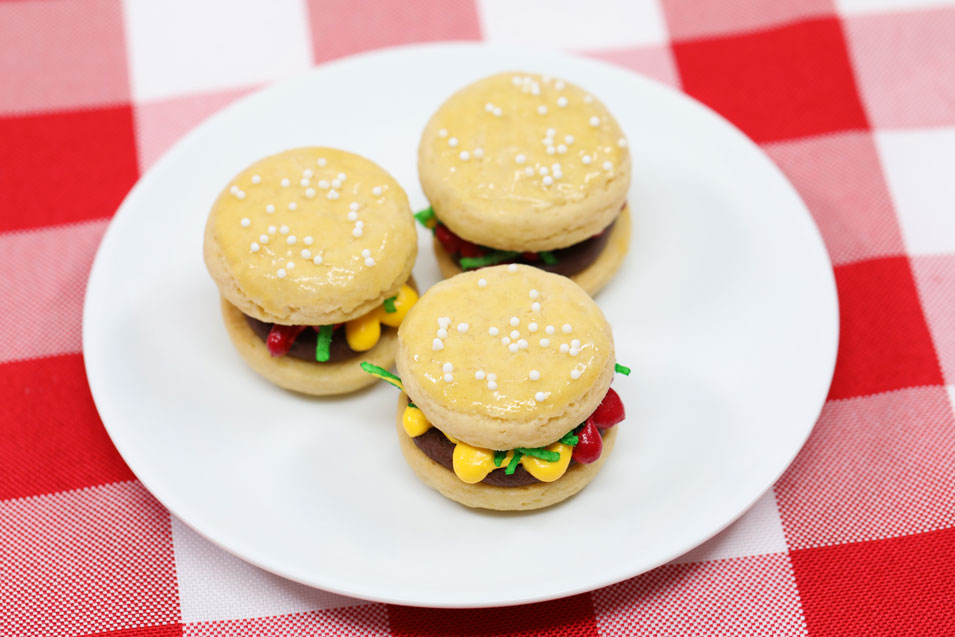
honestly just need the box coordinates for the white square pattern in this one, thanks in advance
[876,127,955,255]
[123,0,312,101]
[171,516,368,623]
[478,0,668,49]
[836,0,955,15]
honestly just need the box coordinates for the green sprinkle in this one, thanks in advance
[493,450,507,467]
[560,432,580,446]
[505,450,524,475]
[383,295,397,313]
[516,447,561,462]
[360,361,404,391]
[615,363,631,376]
[414,207,436,228]
[538,251,558,265]
[459,250,520,270]
[315,325,333,362]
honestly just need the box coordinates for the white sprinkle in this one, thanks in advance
[438,128,448,137]
[535,392,547,402]
[565,135,575,144]
[493,107,502,117]
[303,169,313,178]
[603,160,613,171]
[317,157,327,167]
[251,175,261,184]
[459,151,470,161]
[352,227,363,237]
[582,155,592,165]
[361,249,371,258]
[305,188,315,198]
[546,128,556,137]
[277,268,286,278]
[528,289,539,299]
[327,190,339,200]
[555,80,565,90]
[318,179,330,189]
[337,173,346,182]
[300,178,310,187]
[569,347,579,356]
[304,236,313,245]
[372,186,382,196]
[525,166,535,176]
[448,137,459,148]
[515,154,526,164]
[557,96,568,108]
[347,211,358,221]
[487,381,498,390]
[365,257,376,266]
[546,146,556,155]
[475,370,485,380]
[287,235,296,245]
[266,204,275,214]
[502,336,511,345]
[437,329,448,339]
[508,343,519,353]
[531,302,541,312]
[331,179,342,189]
[539,166,549,175]
[457,323,469,333]
[355,220,364,228]
[301,249,311,259]
[618,137,628,148]
[478,278,487,288]
[349,202,360,212]
[529,370,541,381]
[444,373,454,383]
[279,225,289,234]
[571,339,581,348]
[562,323,573,333]
[230,185,239,194]
[538,105,548,115]
[539,338,550,347]
[590,116,600,127]
[542,175,554,186]
[560,343,570,353]
[512,75,523,86]
[488,373,497,381]
[313,255,324,265]
[438,317,451,328]
[584,95,593,103]
[528,322,538,332]
[510,317,520,327]
[571,369,581,379]
[510,330,520,339]
[508,263,518,272]
[250,242,260,252]
[443,362,454,373]
[545,325,555,334]
[485,102,494,112]
[268,226,277,235]
[432,338,444,351]
[473,148,484,158]
[286,261,295,269]
[259,234,269,244]
[287,202,297,211]
[517,339,528,350]
[240,217,250,227]
[281,178,290,187]
[489,326,499,336]
[557,144,567,154]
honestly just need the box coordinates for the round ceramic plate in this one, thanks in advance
[83,43,838,608]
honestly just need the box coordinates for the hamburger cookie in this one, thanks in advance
[417,72,632,295]
[204,147,418,395]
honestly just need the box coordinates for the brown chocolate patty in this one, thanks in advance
[244,316,375,363]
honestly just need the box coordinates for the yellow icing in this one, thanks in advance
[452,442,499,484]
[345,284,417,351]
[423,72,629,214]
[211,147,416,318]
[379,284,418,327]
[402,405,432,437]
[521,442,573,482]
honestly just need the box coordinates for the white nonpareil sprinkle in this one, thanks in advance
[529,289,539,299]
[565,135,574,144]
[361,249,371,258]
[305,188,315,198]
[355,220,364,229]
[352,227,363,237]
[525,166,535,176]
[562,323,573,333]
[546,128,556,137]
[571,369,581,379]
[488,373,497,381]
[508,264,518,272]
[348,203,360,214]
[508,343,519,353]
[437,328,448,339]
[535,392,547,402]
[303,236,313,245]
[281,178,290,187]
[478,278,487,288]
[268,225,277,235]
[318,180,330,189]
[240,217,250,227]
[493,107,502,117]
[276,268,286,278]
[288,202,297,211]
[301,249,311,259]
[569,347,579,356]
[517,339,528,350]
[443,362,454,373]
[432,338,444,351]
[537,105,548,115]
[559,343,569,353]
[557,144,567,154]
[365,257,375,266]
[510,330,520,339]
[546,146,556,155]
[489,326,499,336]
[286,261,294,269]
[347,211,358,221]
[510,317,520,327]
[487,381,498,390]
[619,138,628,147]
[438,128,448,137]
[444,373,454,383]
[327,190,339,200]
[475,370,485,380]
[501,337,511,345]
[571,339,581,348]
[438,317,451,328]
[459,151,470,161]
[473,148,484,159]
[448,137,459,148]
[515,154,526,164]
[286,235,296,245]
[457,323,469,333]
[313,255,324,265]
[231,185,241,193]
[303,169,313,178]
[539,338,550,347]
[532,302,541,312]
[332,179,342,189]
[584,95,593,103]
[555,80,565,90]
[266,204,275,214]
[603,161,613,171]
[545,325,555,334]
[317,157,327,166]
[300,178,310,187]
[529,370,541,381]
[557,96,568,108]
[542,176,553,186]
[582,155,592,165]
[528,322,538,332]
[279,225,289,234]
[251,175,261,184]
[337,173,346,182]
[590,116,600,127]
[485,102,494,112]
[249,242,260,252]
[372,186,382,196]
[259,234,269,244]
[539,166,548,175]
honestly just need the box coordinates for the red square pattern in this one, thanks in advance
[828,256,943,400]
[183,605,388,636]
[0,354,134,501]
[307,0,481,64]
[790,528,955,637]
[845,8,955,129]
[592,554,806,636]
[81,625,183,637]
[0,106,139,233]
[672,18,869,143]
[912,254,955,385]
[388,593,597,636]
[0,481,180,635]
[762,131,904,266]
[661,0,835,41]
[775,385,955,550]
[586,45,681,90]
[0,0,129,115]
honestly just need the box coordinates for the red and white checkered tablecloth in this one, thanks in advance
[2,0,954,635]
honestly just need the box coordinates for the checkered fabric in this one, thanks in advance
[2,1,954,635]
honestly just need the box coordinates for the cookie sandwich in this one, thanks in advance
[204,147,418,396]
[417,72,632,295]
[363,264,628,510]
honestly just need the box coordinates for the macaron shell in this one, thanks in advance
[204,147,417,325]
[418,72,630,251]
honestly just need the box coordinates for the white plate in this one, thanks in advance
[83,43,838,608]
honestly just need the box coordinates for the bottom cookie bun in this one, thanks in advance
[395,395,617,511]
[433,205,631,297]
[221,296,398,396]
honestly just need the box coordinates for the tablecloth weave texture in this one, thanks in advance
[2,1,955,635]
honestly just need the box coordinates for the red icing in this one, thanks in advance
[266,324,307,357]
[590,387,625,429]
[573,420,603,464]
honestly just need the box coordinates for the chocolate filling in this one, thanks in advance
[245,315,375,363]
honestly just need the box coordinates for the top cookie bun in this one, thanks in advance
[204,148,417,325]
[418,72,631,252]
[396,265,616,450]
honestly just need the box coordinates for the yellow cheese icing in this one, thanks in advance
[346,284,418,352]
